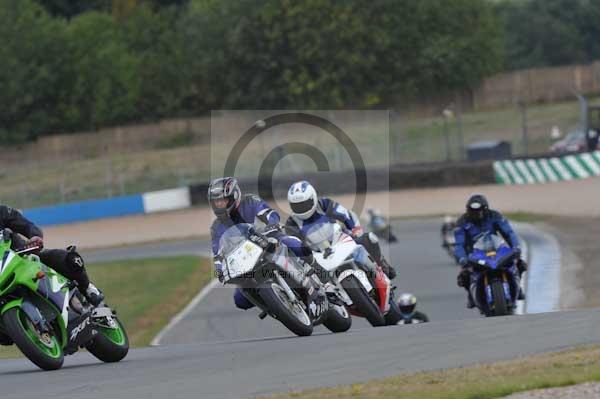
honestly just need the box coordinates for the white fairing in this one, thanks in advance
[312,237,357,272]
[337,269,373,292]
[223,240,263,280]
[307,222,374,296]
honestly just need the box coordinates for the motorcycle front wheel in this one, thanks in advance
[3,308,64,370]
[259,281,313,336]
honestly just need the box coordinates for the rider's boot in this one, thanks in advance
[84,283,105,307]
[379,257,397,280]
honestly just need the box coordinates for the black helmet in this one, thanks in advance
[208,177,241,219]
[466,194,489,223]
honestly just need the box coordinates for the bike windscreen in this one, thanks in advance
[304,221,336,252]
[218,223,255,255]
[472,233,507,252]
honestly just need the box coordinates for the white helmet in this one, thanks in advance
[288,181,318,220]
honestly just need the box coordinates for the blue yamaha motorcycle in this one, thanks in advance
[468,233,521,317]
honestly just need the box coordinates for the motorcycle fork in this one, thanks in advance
[502,272,512,303]
[484,274,493,307]
[274,271,299,304]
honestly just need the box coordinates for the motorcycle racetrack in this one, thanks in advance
[2,219,600,399]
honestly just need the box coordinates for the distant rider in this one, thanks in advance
[208,177,325,311]
[455,194,527,308]
[285,181,397,280]
[0,205,103,305]
[440,215,456,246]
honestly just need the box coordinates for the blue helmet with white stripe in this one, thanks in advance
[287,181,318,220]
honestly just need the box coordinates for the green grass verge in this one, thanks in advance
[0,255,213,359]
[265,345,600,399]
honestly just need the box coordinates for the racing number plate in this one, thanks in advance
[225,241,262,280]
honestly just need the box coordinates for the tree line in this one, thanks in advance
[1,0,598,142]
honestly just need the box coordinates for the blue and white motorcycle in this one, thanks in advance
[468,233,521,317]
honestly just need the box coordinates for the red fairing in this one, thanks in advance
[374,267,391,312]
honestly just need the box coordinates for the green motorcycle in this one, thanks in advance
[0,230,128,370]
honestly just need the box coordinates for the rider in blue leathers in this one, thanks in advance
[284,181,396,280]
[455,194,527,308]
[208,177,322,310]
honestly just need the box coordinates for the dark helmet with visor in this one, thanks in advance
[208,177,241,219]
[466,194,489,223]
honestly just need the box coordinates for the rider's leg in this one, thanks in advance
[39,247,103,305]
[277,234,327,310]
[458,268,475,308]
[233,288,255,310]
[355,232,397,279]
[279,235,332,283]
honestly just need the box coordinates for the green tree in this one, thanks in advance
[34,0,110,18]
[498,0,600,69]
[0,0,68,142]
[59,12,140,130]
[120,5,188,119]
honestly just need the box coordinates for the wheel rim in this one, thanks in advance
[271,283,311,326]
[98,320,126,346]
[18,309,62,359]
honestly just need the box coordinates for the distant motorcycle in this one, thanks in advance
[367,209,397,243]
[396,293,429,324]
[219,224,351,336]
[468,233,521,317]
[304,221,403,327]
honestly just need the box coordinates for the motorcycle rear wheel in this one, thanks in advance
[323,304,352,333]
[86,317,129,363]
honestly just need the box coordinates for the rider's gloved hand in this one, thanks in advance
[458,257,468,267]
[265,237,279,253]
[27,236,44,249]
[351,226,364,238]
[514,247,522,257]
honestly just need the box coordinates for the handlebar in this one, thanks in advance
[15,246,41,255]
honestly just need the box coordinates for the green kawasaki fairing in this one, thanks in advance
[0,233,128,370]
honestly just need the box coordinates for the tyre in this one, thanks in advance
[384,297,403,325]
[490,280,509,316]
[260,281,313,336]
[2,308,64,370]
[341,276,385,327]
[323,304,352,333]
[86,317,129,363]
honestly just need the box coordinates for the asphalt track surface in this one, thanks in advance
[2,219,600,399]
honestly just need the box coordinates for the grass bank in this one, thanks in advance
[0,255,213,359]
[265,345,600,399]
